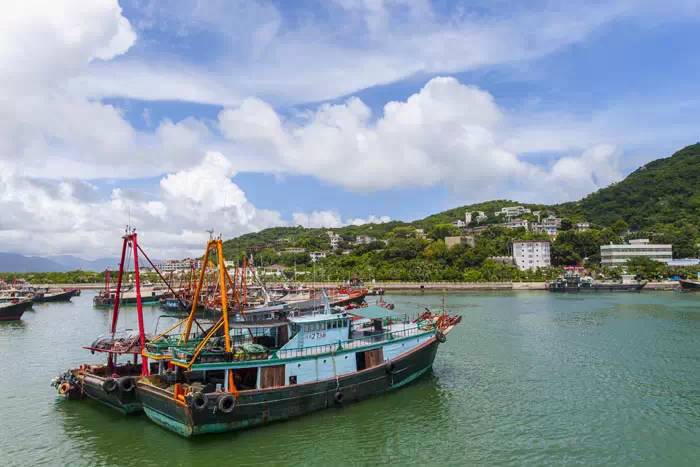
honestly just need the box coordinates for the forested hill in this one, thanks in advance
[556,143,700,229]
[223,143,700,259]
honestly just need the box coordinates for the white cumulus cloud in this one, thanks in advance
[219,77,621,203]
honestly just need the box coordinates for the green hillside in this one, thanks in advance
[556,143,700,229]
[222,143,700,280]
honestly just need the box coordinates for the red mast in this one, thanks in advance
[131,231,148,376]
[108,228,149,376]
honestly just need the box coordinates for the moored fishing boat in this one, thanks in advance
[93,286,167,307]
[0,298,33,321]
[679,278,700,291]
[138,305,459,437]
[53,229,157,413]
[548,273,646,293]
[137,241,461,437]
[32,289,75,303]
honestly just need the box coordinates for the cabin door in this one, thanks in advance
[260,365,285,389]
[356,348,384,371]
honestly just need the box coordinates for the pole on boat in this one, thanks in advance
[108,232,129,371]
[215,239,236,395]
[181,240,214,342]
[242,255,248,309]
[110,235,129,334]
[131,232,149,376]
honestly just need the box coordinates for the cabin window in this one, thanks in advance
[289,375,297,385]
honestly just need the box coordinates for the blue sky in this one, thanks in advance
[1,0,699,257]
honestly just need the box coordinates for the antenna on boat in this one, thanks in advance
[206,229,214,240]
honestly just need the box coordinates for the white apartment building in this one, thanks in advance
[327,231,341,249]
[465,211,487,225]
[504,219,529,230]
[355,235,377,245]
[309,251,328,262]
[531,223,558,238]
[542,215,561,227]
[496,206,531,218]
[513,241,551,270]
[156,258,200,272]
[600,239,672,266]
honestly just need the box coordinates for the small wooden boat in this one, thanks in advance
[679,279,700,291]
[0,299,33,321]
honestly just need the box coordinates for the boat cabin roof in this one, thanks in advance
[347,305,403,321]
[288,312,348,324]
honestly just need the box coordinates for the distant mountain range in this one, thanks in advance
[0,253,117,273]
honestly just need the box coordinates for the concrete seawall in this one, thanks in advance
[33,281,680,291]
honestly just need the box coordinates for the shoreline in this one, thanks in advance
[30,281,680,291]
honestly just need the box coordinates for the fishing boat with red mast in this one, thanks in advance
[52,228,184,413]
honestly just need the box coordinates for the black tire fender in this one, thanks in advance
[334,391,344,404]
[217,393,236,413]
[102,378,117,393]
[118,377,135,392]
[191,391,208,410]
[436,331,447,344]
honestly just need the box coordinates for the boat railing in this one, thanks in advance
[273,325,432,360]
[163,323,435,365]
[146,311,441,364]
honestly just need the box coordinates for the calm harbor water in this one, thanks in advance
[1,291,699,466]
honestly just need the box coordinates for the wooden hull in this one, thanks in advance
[138,338,439,437]
[0,300,32,321]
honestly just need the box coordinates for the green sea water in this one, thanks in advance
[0,291,698,466]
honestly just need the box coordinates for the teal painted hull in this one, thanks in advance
[138,338,439,437]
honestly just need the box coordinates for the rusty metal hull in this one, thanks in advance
[138,338,439,437]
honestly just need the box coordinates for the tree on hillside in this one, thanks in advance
[390,226,417,239]
[428,223,460,240]
[611,219,629,236]
[551,243,581,266]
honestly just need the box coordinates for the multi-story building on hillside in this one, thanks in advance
[600,239,672,266]
[512,241,551,270]
[496,206,531,218]
[465,211,487,225]
[355,235,377,245]
[327,231,342,250]
[444,235,476,249]
[504,219,529,230]
[309,251,328,262]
